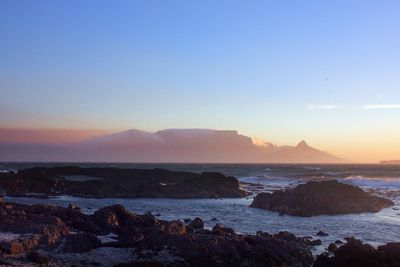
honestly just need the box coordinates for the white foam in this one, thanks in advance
[343,176,400,189]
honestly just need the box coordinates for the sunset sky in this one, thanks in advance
[1,0,400,162]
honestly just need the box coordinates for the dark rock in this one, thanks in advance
[26,251,49,264]
[187,217,204,232]
[0,201,313,267]
[212,224,236,237]
[0,166,248,199]
[159,220,186,235]
[0,235,41,255]
[134,230,313,267]
[314,238,400,267]
[92,204,146,233]
[327,243,337,253]
[314,252,333,267]
[309,239,322,246]
[316,231,329,237]
[116,262,167,267]
[63,233,102,253]
[250,180,394,216]
[335,240,343,244]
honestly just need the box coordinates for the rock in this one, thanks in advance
[187,217,204,232]
[92,205,145,233]
[63,233,102,253]
[134,230,313,267]
[212,224,236,237]
[314,252,333,267]
[316,231,329,237]
[250,180,394,216]
[0,166,248,199]
[314,238,400,267]
[309,239,322,246]
[26,251,49,264]
[116,261,167,267]
[0,235,41,255]
[0,201,314,267]
[335,240,343,244]
[327,243,337,252]
[68,203,80,211]
[159,220,186,235]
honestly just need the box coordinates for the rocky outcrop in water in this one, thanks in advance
[315,237,400,267]
[250,180,393,216]
[0,200,313,267]
[0,166,248,198]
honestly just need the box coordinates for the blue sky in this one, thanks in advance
[1,0,400,161]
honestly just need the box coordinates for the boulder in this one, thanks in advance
[314,238,400,267]
[187,218,204,232]
[250,180,393,216]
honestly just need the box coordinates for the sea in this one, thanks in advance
[1,162,400,254]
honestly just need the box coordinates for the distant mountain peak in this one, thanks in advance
[296,140,309,148]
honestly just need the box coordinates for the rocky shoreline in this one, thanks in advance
[0,199,398,266]
[250,180,394,216]
[0,167,248,199]
[0,199,315,266]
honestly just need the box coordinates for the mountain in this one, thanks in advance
[380,160,400,165]
[0,128,348,163]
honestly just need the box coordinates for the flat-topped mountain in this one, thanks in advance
[0,128,348,163]
[380,160,400,164]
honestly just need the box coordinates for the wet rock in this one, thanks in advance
[250,180,394,216]
[334,240,343,244]
[316,231,329,237]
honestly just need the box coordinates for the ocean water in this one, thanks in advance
[1,163,400,253]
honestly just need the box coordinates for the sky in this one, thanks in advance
[1,0,400,162]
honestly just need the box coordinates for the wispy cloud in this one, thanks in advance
[307,104,341,110]
[363,104,400,109]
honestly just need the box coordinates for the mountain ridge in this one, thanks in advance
[0,128,349,163]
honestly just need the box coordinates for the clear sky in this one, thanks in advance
[1,0,400,162]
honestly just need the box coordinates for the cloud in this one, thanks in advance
[307,104,340,110]
[363,104,400,109]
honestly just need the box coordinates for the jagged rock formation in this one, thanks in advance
[0,200,314,267]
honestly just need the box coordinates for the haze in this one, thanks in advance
[1,1,400,163]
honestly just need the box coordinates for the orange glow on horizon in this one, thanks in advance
[0,128,111,144]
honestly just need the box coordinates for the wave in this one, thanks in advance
[342,175,400,189]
